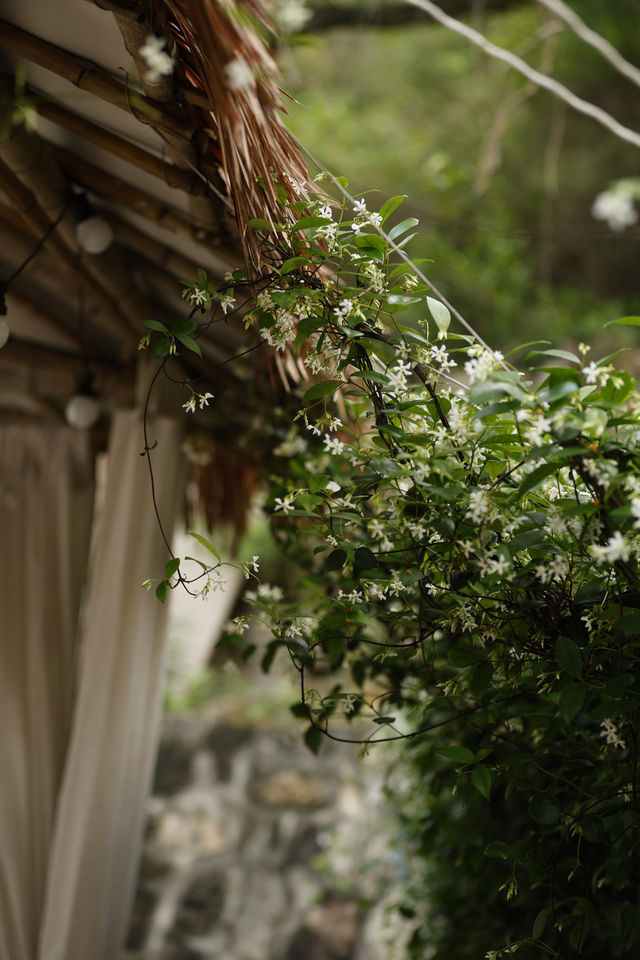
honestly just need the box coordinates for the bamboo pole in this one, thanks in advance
[6,288,89,352]
[0,160,137,353]
[0,117,153,349]
[0,20,194,142]
[0,202,124,357]
[0,337,134,403]
[106,212,237,280]
[34,96,204,195]
[49,143,222,245]
[81,0,145,15]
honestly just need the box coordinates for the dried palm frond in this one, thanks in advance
[164,0,312,264]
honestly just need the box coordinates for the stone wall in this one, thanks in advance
[123,701,410,960]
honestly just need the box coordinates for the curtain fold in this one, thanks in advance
[38,410,182,960]
[0,425,94,960]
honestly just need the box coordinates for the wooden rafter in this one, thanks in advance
[107,211,235,280]
[0,154,136,344]
[0,203,130,357]
[34,95,204,195]
[49,142,229,246]
[0,19,194,141]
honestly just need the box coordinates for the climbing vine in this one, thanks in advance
[141,175,640,959]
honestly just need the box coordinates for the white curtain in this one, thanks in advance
[0,425,94,960]
[38,410,183,960]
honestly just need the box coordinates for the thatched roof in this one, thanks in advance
[0,0,309,416]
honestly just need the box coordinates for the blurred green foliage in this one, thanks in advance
[281,0,639,348]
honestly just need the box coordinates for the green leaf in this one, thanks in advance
[295,215,331,232]
[604,315,640,327]
[325,549,347,572]
[353,233,387,254]
[448,646,485,667]
[172,316,198,335]
[559,684,586,722]
[188,531,221,561]
[615,612,640,636]
[388,217,419,240]
[152,337,171,358]
[484,840,512,860]
[471,661,494,696]
[354,547,378,569]
[280,256,310,275]
[471,764,492,800]
[155,580,168,604]
[174,332,202,357]
[516,462,559,497]
[386,293,422,306]
[532,908,549,940]
[526,348,581,365]
[309,475,332,493]
[164,557,180,578]
[379,194,407,222]
[529,791,561,824]
[302,379,342,404]
[426,296,451,337]
[437,745,475,764]
[304,724,324,754]
[142,319,170,334]
[555,635,582,679]
[247,217,275,230]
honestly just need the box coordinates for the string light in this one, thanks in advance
[70,191,113,255]
[65,372,101,429]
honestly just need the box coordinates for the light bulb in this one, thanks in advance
[0,316,9,349]
[75,215,114,255]
[65,393,101,429]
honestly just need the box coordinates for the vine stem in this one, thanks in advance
[141,358,174,558]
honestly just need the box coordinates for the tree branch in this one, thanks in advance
[404,0,640,150]
[536,0,640,90]
[298,0,529,33]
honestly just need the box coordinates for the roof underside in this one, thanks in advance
[0,0,308,434]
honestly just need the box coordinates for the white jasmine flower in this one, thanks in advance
[582,362,600,384]
[219,293,236,314]
[600,718,626,749]
[591,531,631,564]
[334,298,355,320]
[274,494,295,513]
[182,395,197,414]
[592,188,637,232]
[274,0,311,33]
[581,613,594,633]
[550,555,569,579]
[256,583,284,602]
[466,489,490,523]
[323,436,345,456]
[198,392,214,409]
[337,588,363,603]
[224,58,254,91]
[545,506,567,537]
[367,582,386,601]
[189,286,209,307]
[139,35,174,83]
[353,199,367,215]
